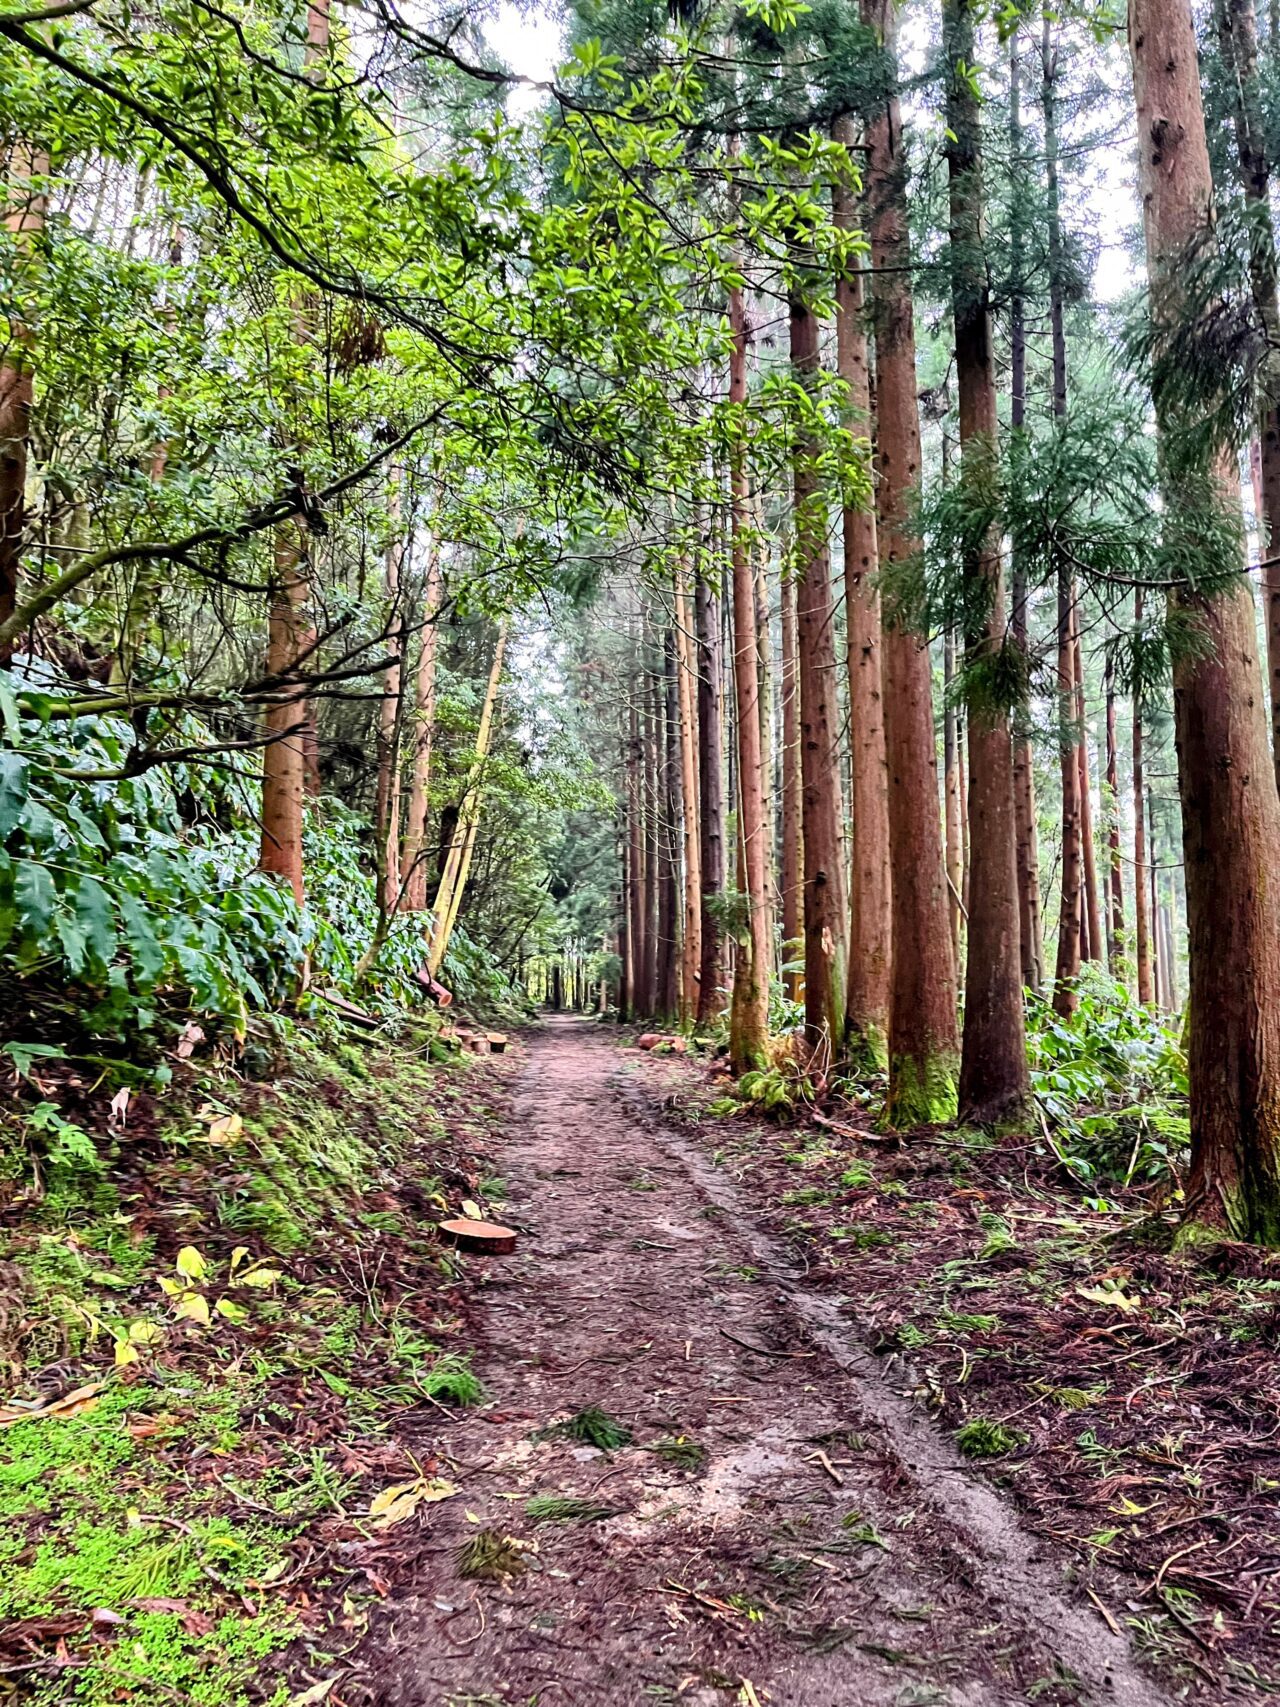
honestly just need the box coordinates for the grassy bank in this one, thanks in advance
[0,1018,514,1706]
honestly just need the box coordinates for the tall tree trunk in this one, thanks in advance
[674,561,702,1022]
[789,286,849,1061]
[374,472,405,913]
[627,685,648,1017]
[695,550,727,1023]
[728,285,772,1071]
[863,0,960,1123]
[833,114,892,1067]
[259,0,329,902]
[1053,578,1084,1009]
[427,625,507,974]
[1075,632,1103,962]
[1130,0,1280,1242]
[259,531,311,905]
[1216,0,1280,791]
[1104,653,1127,973]
[1007,45,1045,991]
[780,570,804,999]
[643,663,660,1015]
[0,141,47,662]
[944,629,965,968]
[400,535,443,911]
[944,0,1030,1123]
[1133,600,1155,1005]
[657,632,682,1019]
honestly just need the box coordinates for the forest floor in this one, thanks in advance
[9,1016,1277,1706]
[374,1018,1177,1707]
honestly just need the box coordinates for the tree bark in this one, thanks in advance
[1075,632,1103,963]
[728,284,772,1071]
[1008,47,1045,992]
[1133,593,1155,1005]
[944,626,964,969]
[259,0,329,903]
[863,0,960,1123]
[833,114,892,1067]
[1215,0,1280,792]
[427,625,506,974]
[0,141,48,662]
[1104,653,1126,973]
[400,534,443,911]
[944,0,1030,1123]
[1130,0,1280,1242]
[674,560,702,1023]
[789,287,849,1061]
[780,569,804,999]
[657,631,682,1020]
[695,546,727,1024]
[374,471,405,913]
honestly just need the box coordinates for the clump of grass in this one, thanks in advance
[538,1406,632,1452]
[646,1435,706,1470]
[977,1212,1017,1258]
[839,1160,875,1190]
[935,1310,1000,1336]
[524,1494,618,1524]
[840,1511,891,1550]
[423,1352,484,1407]
[457,1529,530,1580]
[955,1417,1024,1458]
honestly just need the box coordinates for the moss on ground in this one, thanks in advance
[0,1021,507,1706]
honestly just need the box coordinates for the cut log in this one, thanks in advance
[437,1217,517,1256]
[487,1033,508,1054]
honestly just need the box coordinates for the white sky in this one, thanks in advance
[489,3,1140,297]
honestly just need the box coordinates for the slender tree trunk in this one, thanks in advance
[944,0,1029,1123]
[695,551,727,1024]
[728,284,772,1071]
[1133,603,1154,1005]
[1216,0,1280,792]
[674,561,702,1023]
[374,472,405,913]
[1007,47,1045,992]
[833,115,892,1067]
[427,625,507,974]
[259,531,310,904]
[780,570,804,999]
[259,0,329,902]
[1075,633,1103,962]
[657,632,682,1019]
[863,0,960,1123]
[400,535,443,911]
[1130,0,1280,1242]
[0,141,48,662]
[789,286,849,1060]
[944,628,964,969]
[643,664,660,1014]
[1104,654,1126,972]
[1053,576,1083,1010]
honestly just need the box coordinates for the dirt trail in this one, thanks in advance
[384,1019,1171,1707]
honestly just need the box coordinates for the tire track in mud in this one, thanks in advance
[383,1019,1171,1707]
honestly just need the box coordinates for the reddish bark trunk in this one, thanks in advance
[374,474,405,913]
[780,571,804,999]
[833,116,892,1066]
[1104,655,1126,972]
[863,0,960,1123]
[695,552,727,1024]
[0,143,48,661]
[259,530,310,905]
[1053,576,1084,1014]
[1130,0,1280,1242]
[728,284,771,1071]
[1133,595,1155,1005]
[789,288,848,1061]
[400,538,443,911]
[1075,633,1103,963]
[674,564,702,1022]
[1215,0,1280,792]
[944,0,1030,1122]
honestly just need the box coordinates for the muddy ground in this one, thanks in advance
[370,1019,1175,1707]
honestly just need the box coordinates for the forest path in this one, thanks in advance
[385,1019,1169,1707]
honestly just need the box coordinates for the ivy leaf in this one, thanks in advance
[0,752,27,839]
